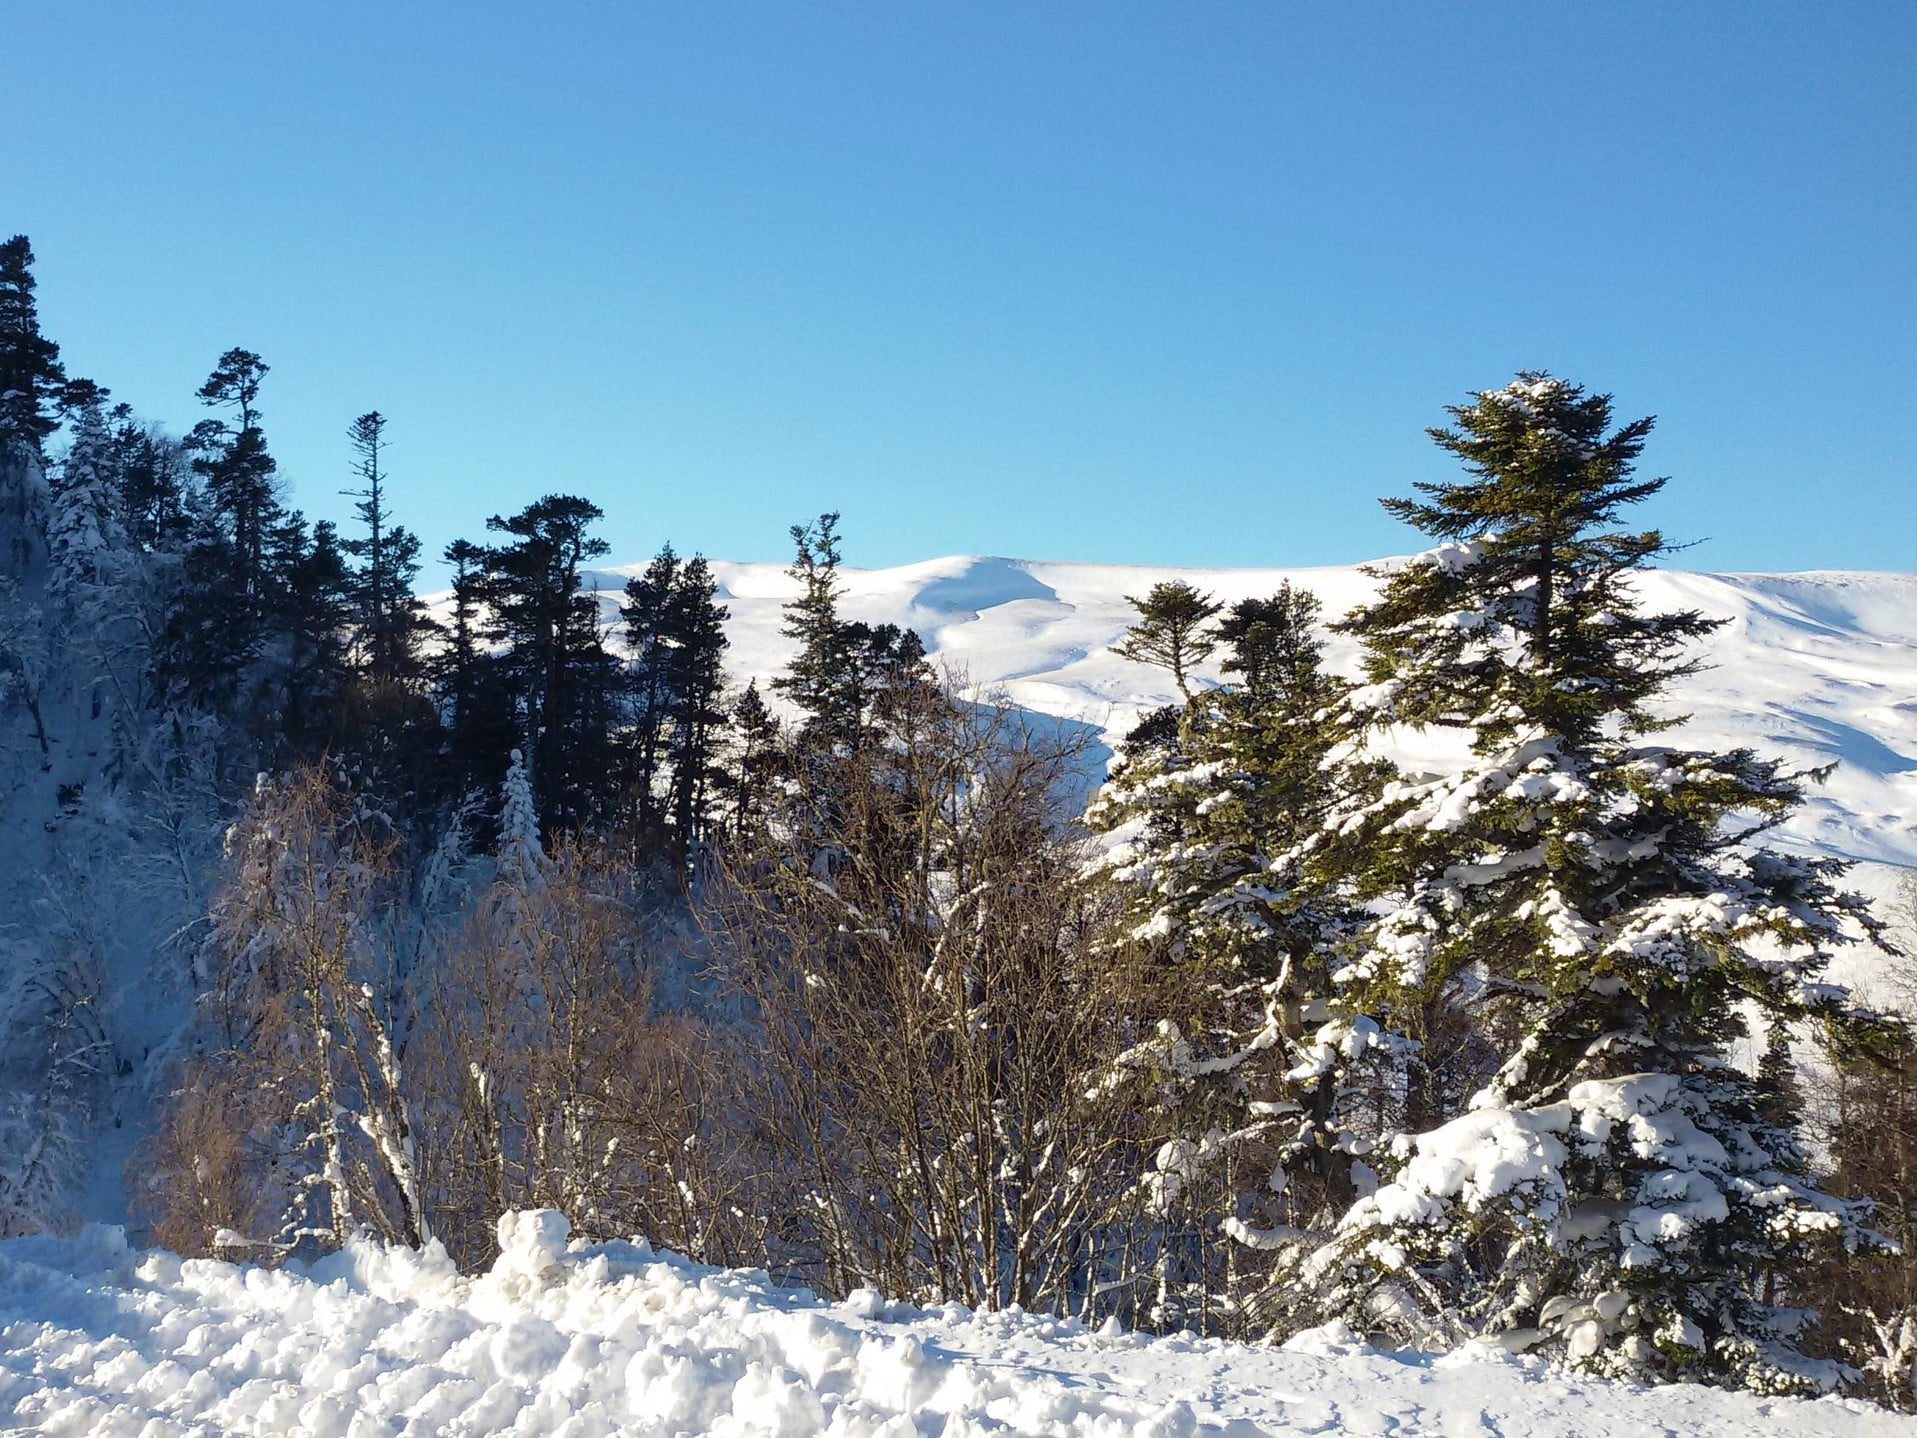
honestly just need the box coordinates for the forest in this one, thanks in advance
[4,232,1917,1406]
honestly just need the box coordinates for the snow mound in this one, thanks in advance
[3,1211,1909,1436]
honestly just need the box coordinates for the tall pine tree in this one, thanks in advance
[1296,373,1887,1392]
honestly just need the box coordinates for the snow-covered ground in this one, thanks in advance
[5,1210,1911,1438]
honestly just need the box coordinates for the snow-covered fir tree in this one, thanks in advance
[1088,580,1394,1334]
[1295,373,1890,1392]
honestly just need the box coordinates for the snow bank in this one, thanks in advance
[4,1211,1909,1436]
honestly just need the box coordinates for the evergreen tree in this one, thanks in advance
[187,349,282,613]
[1109,580,1221,703]
[662,555,730,863]
[726,679,783,842]
[268,515,355,757]
[772,512,932,751]
[341,411,433,685]
[46,385,129,604]
[113,407,189,554]
[0,235,69,454]
[438,538,515,818]
[1296,373,1886,1392]
[1089,580,1386,1332]
[620,544,683,839]
[772,511,854,739]
[478,494,617,835]
[160,349,285,706]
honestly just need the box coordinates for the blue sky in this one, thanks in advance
[7,3,1913,577]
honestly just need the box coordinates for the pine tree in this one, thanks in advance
[0,235,69,454]
[726,679,783,841]
[1296,373,1887,1392]
[269,515,355,757]
[438,538,515,820]
[46,385,129,603]
[772,512,929,751]
[187,349,282,612]
[341,411,433,686]
[772,511,854,740]
[621,544,683,839]
[478,494,617,835]
[1089,580,1387,1333]
[661,555,730,863]
[1109,581,1221,703]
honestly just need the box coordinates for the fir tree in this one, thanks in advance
[341,411,433,685]
[0,235,69,454]
[621,544,683,838]
[726,679,783,841]
[772,512,929,750]
[478,494,617,835]
[187,349,282,612]
[772,511,853,739]
[438,538,516,818]
[1297,373,1887,1392]
[1089,580,1385,1332]
[661,554,730,863]
[1109,580,1221,703]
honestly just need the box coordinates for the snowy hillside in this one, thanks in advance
[577,553,1917,873]
[6,1210,1911,1437]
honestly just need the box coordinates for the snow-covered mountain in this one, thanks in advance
[583,552,1917,870]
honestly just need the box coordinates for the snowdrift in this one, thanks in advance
[3,1211,1909,1437]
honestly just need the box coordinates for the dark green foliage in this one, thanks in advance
[437,538,517,828]
[772,512,931,749]
[0,236,69,452]
[1089,579,1380,1332]
[620,545,732,865]
[478,494,617,835]
[188,349,282,612]
[1109,580,1221,701]
[1303,373,1885,1389]
[341,411,435,686]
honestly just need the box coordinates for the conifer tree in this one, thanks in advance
[1109,581,1221,703]
[187,349,282,611]
[1090,580,1386,1332]
[621,544,683,838]
[726,679,783,841]
[0,235,69,454]
[341,411,432,685]
[1296,373,1886,1392]
[438,538,516,817]
[772,511,853,739]
[661,554,730,862]
[478,494,617,835]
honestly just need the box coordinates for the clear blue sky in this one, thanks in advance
[7,2,1913,577]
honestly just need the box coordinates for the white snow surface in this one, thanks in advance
[5,1210,1910,1438]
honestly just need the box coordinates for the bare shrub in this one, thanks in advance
[715,692,1153,1314]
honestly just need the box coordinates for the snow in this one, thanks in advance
[4,1210,1910,1437]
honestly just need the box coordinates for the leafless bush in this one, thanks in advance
[714,694,1155,1314]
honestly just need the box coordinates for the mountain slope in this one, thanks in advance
[577,554,1917,875]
